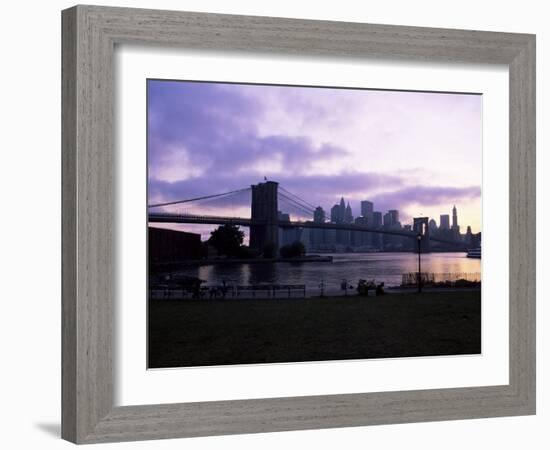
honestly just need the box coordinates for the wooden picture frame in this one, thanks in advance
[62,5,536,444]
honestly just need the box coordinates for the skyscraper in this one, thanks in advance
[440,214,450,230]
[372,211,383,250]
[313,206,325,223]
[344,202,353,223]
[388,209,399,226]
[331,198,346,223]
[361,200,373,217]
[372,212,382,228]
[452,205,458,229]
[331,197,351,224]
[330,204,340,223]
[451,205,460,237]
[353,216,367,247]
[465,225,473,245]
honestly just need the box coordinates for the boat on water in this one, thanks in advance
[466,247,481,258]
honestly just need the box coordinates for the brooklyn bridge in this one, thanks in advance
[148,181,465,253]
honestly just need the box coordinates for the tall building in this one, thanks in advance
[311,207,327,249]
[330,197,347,223]
[344,202,353,223]
[428,218,437,232]
[451,205,460,237]
[440,214,450,230]
[329,198,351,246]
[148,227,202,262]
[339,197,346,220]
[371,211,383,250]
[353,216,367,247]
[372,211,382,228]
[311,228,328,250]
[330,198,347,245]
[330,197,353,225]
[465,225,473,245]
[388,209,399,226]
[313,206,325,223]
[361,200,373,218]
[452,205,458,229]
[383,212,392,227]
[330,204,341,223]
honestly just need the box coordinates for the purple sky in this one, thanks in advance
[148,80,482,236]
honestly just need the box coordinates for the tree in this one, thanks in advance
[279,241,306,258]
[208,224,244,257]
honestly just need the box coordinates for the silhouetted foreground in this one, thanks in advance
[148,291,481,368]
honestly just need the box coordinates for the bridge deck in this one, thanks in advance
[148,213,414,237]
[148,212,465,246]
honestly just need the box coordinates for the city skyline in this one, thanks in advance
[282,194,478,252]
[309,195,471,231]
[148,79,482,234]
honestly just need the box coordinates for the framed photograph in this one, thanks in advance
[62,5,535,444]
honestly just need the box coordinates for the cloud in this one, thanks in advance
[370,185,481,212]
[149,171,404,214]
[149,174,480,231]
[147,80,349,183]
[147,79,482,229]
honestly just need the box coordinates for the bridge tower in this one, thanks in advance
[413,217,431,253]
[250,181,279,255]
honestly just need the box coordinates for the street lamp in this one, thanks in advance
[417,233,422,293]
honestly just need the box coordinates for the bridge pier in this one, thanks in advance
[250,181,279,255]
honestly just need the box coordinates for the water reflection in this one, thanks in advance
[172,252,481,296]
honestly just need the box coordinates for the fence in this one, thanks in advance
[149,283,306,300]
[401,272,481,287]
[235,284,306,298]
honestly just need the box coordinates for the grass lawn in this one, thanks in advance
[148,290,481,368]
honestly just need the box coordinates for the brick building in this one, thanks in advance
[148,227,202,262]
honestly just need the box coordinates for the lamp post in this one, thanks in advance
[417,233,422,293]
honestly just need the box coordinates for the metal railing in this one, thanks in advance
[149,283,307,300]
[401,272,481,286]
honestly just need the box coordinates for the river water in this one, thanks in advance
[170,252,481,297]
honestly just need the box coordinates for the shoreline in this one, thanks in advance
[152,254,334,267]
[149,285,481,301]
[152,249,471,267]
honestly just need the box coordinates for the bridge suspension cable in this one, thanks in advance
[279,186,317,210]
[147,187,251,209]
[278,192,315,217]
